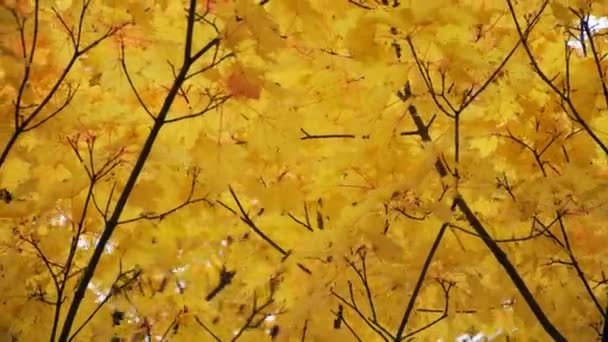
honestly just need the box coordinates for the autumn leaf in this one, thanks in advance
[224,64,264,99]
[1,1,608,341]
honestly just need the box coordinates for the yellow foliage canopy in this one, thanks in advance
[0,0,608,341]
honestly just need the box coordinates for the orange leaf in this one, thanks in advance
[225,65,263,100]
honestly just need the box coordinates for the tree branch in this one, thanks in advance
[505,0,608,157]
[398,82,566,340]
[394,223,448,340]
[56,2,222,338]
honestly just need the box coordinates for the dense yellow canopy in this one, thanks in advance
[1,0,607,341]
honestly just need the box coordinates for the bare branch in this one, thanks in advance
[159,310,182,341]
[397,81,566,340]
[118,169,211,224]
[205,266,236,301]
[24,83,79,132]
[330,282,392,341]
[395,223,448,340]
[454,194,566,341]
[164,93,230,124]
[300,128,358,140]
[57,1,223,336]
[228,186,290,257]
[286,203,314,232]
[0,3,128,168]
[120,43,156,121]
[231,292,275,342]
[506,0,608,156]
[347,0,375,10]
[402,279,454,340]
[331,308,363,341]
[556,214,603,315]
[194,316,222,342]
[68,266,142,342]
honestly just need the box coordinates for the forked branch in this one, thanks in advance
[398,82,566,341]
[0,1,128,168]
[57,1,226,340]
[505,0,608,156]
[394,223,448,340]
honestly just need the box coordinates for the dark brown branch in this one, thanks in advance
[68,266,142,341]
[159,311,182,341]
[191,37,221,62]
[300,128,358,140]
[91,181,118,221]
[405,3,544,180]
[12,0,40,129]
[347,0,374,10]
[348,251,377,322]
[67,133,124,182]
[286,210,314,232]
[118,169,211,224]
[57,2,222,338]
[394,207,428,221]
[185,45,235,81]
[394,223,448,340]
[331,282,392,341]
[0,3,127,169]
[300,319,308,342]
[194,316,222,341]
[402,279,453,340]
[556,215,603,315]
[53,178,98,341]
[164,93,231,123]
[506,0,608,157]
[300,127,422,141]
[399,81,566,340]
[228,186,290,256]
[330,309,363,341]
[448,214,562,244]
[577,10,608,114]
[402,50,454,118]
[19,233,60,291]
[120,43,156,120]
[205,266,236,301]
[216,199,238,215]
[454,195,566,341]
[315,206,324,230]
[406,105,448,176]
[494,130,549,176]
[231,293,274,342]
[23,83,79,132]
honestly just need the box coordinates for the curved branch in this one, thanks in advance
[506,0,608,156]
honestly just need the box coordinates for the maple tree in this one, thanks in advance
[2,0,608,341]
